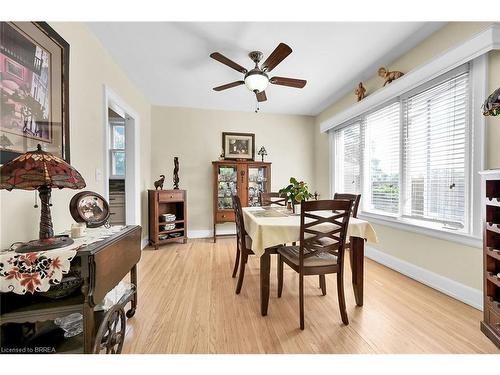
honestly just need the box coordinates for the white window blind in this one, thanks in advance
[403,72,469,229]
[364,102,401,215]
[334,122,361,194]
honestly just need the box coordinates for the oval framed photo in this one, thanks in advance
[69,191,110,228]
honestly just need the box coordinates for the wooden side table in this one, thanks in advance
[148,189,187,249]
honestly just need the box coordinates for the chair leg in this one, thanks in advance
[277,254,284,298]
[232,246,240,278]
[337,270,349,325]
[235,252,247,294]
[299,272,305,330]
[319,275,326,296]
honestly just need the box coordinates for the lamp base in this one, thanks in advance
[15,235,74,253]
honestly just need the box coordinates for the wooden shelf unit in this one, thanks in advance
[212,160,271,242]
[148,189,187,249]
[480,170,500,349]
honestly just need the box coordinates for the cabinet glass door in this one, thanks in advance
[217,165,238,209]
[248,166,268,207]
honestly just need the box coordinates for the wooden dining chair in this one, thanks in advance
[277,199,352,329]
[333,193,361,218]
[261,192,287,207]
[328,193,361,291]
[232,194,281,294]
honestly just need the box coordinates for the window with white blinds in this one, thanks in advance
[364,102,400,215]
[334,122,361,194]
[333,65,471,234]
[403,72,468,229]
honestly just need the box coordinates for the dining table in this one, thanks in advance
[242,206,378,316]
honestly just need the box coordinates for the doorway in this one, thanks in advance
[103,86,140,226]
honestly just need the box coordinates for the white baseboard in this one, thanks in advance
[141,238,149,249]
[188,229,236,239]
[365,246,483,311]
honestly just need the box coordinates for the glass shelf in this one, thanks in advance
[248,166,268,207]
[217,166,238,209]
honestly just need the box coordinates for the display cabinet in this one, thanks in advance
[212,160,271,242]
[480,170,500,349]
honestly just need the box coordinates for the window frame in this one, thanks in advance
[330,58,486,248]
[109,121,126,179]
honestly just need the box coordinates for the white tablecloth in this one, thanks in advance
[242,207,378,257]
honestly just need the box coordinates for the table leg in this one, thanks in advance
[351,236,364,306]
[126,264,138,318]
[260,251,271,316]
[81,282,95,353]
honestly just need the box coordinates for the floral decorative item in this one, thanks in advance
[257,146,267,162]
[482,87,500,116]
[279,177,313,213]
[354,82,366,101]
[378,67,404,86]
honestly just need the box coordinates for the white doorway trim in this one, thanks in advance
[103,85,141,226]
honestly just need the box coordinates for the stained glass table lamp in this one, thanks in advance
[0,144,86,253]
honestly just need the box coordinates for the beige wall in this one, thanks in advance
[314,22,499,291]
[0,22,152,248]
[151,106,315,233]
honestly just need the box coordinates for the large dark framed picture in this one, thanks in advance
[222,132,255,160]
[0,22,70,164]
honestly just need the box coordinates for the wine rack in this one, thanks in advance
[480,171,500,348]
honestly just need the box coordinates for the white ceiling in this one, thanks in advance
[87,22,445,116]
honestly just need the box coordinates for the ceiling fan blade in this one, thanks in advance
[261,43,292,72]
[256,91,267,102]
[270,76,307,88]
[213,81,245,91]
[210,52,248,74]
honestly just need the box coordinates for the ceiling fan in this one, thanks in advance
[210,43,306,105]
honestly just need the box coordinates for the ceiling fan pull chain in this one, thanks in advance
[255,93,260,113]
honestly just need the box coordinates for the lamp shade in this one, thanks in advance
[482,87,500,116]
[0,144,86,191]
[244,70,269,93]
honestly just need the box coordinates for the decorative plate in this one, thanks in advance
[69,191,110,228]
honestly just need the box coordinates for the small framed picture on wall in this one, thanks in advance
[222,132,255,160]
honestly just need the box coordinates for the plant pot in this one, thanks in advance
[293,203,301,214]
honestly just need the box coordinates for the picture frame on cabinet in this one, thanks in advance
[222,132,255,161]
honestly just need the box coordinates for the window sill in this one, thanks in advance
[357,211,482,248]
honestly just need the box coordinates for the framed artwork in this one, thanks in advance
[0,22,70,164]
[222,132,255,160]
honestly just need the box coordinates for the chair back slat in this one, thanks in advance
[333,193,361,218]
[298,199,352,268]
[261,192,288,207]
[232,195,246,252]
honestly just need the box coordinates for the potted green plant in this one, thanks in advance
[279,177,314,213]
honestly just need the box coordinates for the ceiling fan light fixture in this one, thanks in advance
[244,70,269,93]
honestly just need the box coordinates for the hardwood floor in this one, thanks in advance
[122,238,498,354]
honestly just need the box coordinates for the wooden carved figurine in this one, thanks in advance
[154,175,165,190]
[354,82,366,102]
[173,157,179,190]
[378,67,404,86]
